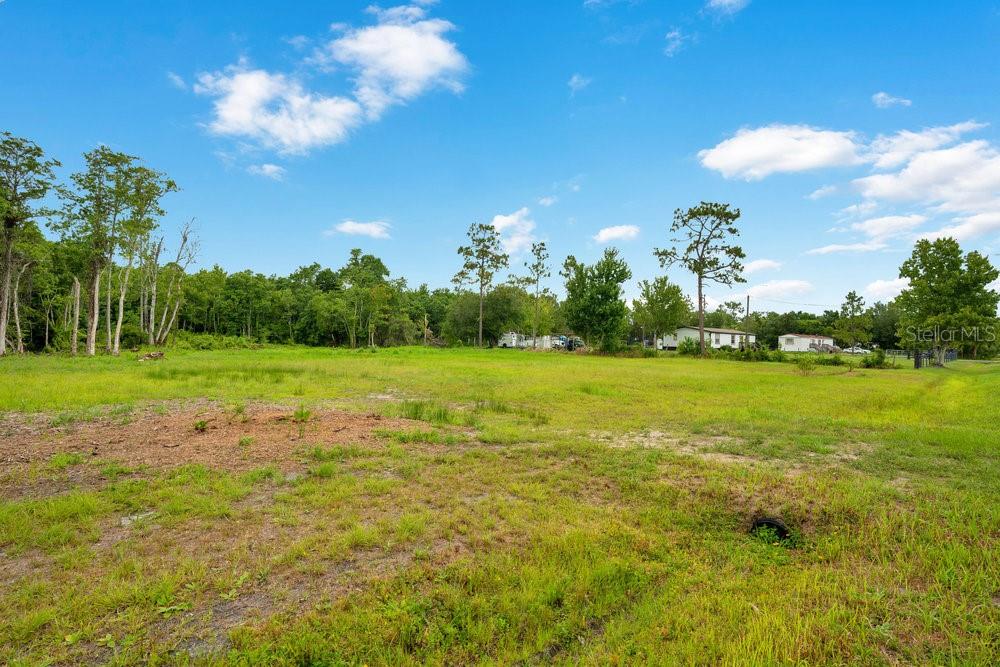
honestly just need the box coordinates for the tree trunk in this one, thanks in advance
[112,262,133,355]
[157,299,181,346]
[44,305,50,349]
[697,276,706,356]
[86,263,101,356]
[0,231,13,356]
[478,284,484,347]
[12,263,29,353]
[104,265,113,353]
[71,277,81,356]
[532,285,539,349]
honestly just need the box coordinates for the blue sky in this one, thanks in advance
[3,0,999,312]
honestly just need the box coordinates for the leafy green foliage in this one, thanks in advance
[561,248,632,352]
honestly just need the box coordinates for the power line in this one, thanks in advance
[749,296,839,309]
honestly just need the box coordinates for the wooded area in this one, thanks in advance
[2,131,998,357]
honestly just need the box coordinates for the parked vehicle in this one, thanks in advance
[843,346,870,354]
[498,332,525,348]
[565,336,585,351]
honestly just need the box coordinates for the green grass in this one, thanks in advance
[1,346,998,664]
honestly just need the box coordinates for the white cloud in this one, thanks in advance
[850,214,926,239]
[247,163,286,180]
[320,4,468,119]
[326,219,392,239]
[867,121,985,169]
[806,241,887,255]
[865,277,909,301]
[837,201,879,219]
[807,185,837,200]
[593,224,640,243]
[921,211,1000,242]
[166,71,187,90]
[706,0,750,14]
[491,207,536,254]
[744,259,781,273]
[698,124,863,180]
[854,139,1000,215]
[746,279,813,300]
[872,91,912,109]
[568,73,591,95]
[195,4,466,154]
[537,195,558,207]
[664,29,687,57]
[194,64,364,154]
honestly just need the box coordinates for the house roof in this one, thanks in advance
[678,326,752,335]
[781,333,834,339]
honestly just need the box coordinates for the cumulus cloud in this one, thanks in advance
[194,4,467,154]
[491,207,536,254]
[865,277,909,301]
[744,259,781,273]
[920,211,1000,242]
[872,91,912,109]
[319,4,468,119]
[568,73,591,95]
[854,139,1000,215]
[537,195,558,207]
[194,64,365,154]
[867,121,985,169]
[247,163,286,180]
[746,279,813,300]
[698,125,863,180]
[706,0,750,14]
[702,117,1000,245]
[593,224,640,243]
[850,214,926,239]
[325,219,392,239]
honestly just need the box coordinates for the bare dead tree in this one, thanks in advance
[153,220,198,346]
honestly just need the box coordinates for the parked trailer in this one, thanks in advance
[498,332,525,348]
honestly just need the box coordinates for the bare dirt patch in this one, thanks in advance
[0,402,426,473]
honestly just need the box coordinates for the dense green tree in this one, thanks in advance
[655,202,745,355]
[868,301,901,350]
[561,248,632,352]
[632,277,691,347]
[1,132,60,355]
[833,290,872,349]
[896,238,999,363]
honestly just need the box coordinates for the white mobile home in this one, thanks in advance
[659,326,756,350]
[779,333,835,353]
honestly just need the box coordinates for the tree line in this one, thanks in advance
[2,131,997,358]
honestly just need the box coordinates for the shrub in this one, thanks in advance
[171,331,257,350]
[860,348,889,369]
[677,338,700,356]
[795,355,816,375]
[815,355,845,366]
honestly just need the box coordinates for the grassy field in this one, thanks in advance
[1,347,998,664]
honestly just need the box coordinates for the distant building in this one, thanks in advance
[660,326,756,350]
[779,333,835,353]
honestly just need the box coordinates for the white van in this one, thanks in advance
[498,332,525,348]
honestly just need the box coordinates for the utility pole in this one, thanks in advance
[744,294,750,349]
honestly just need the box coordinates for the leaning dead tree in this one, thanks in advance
[145,220,198,346]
